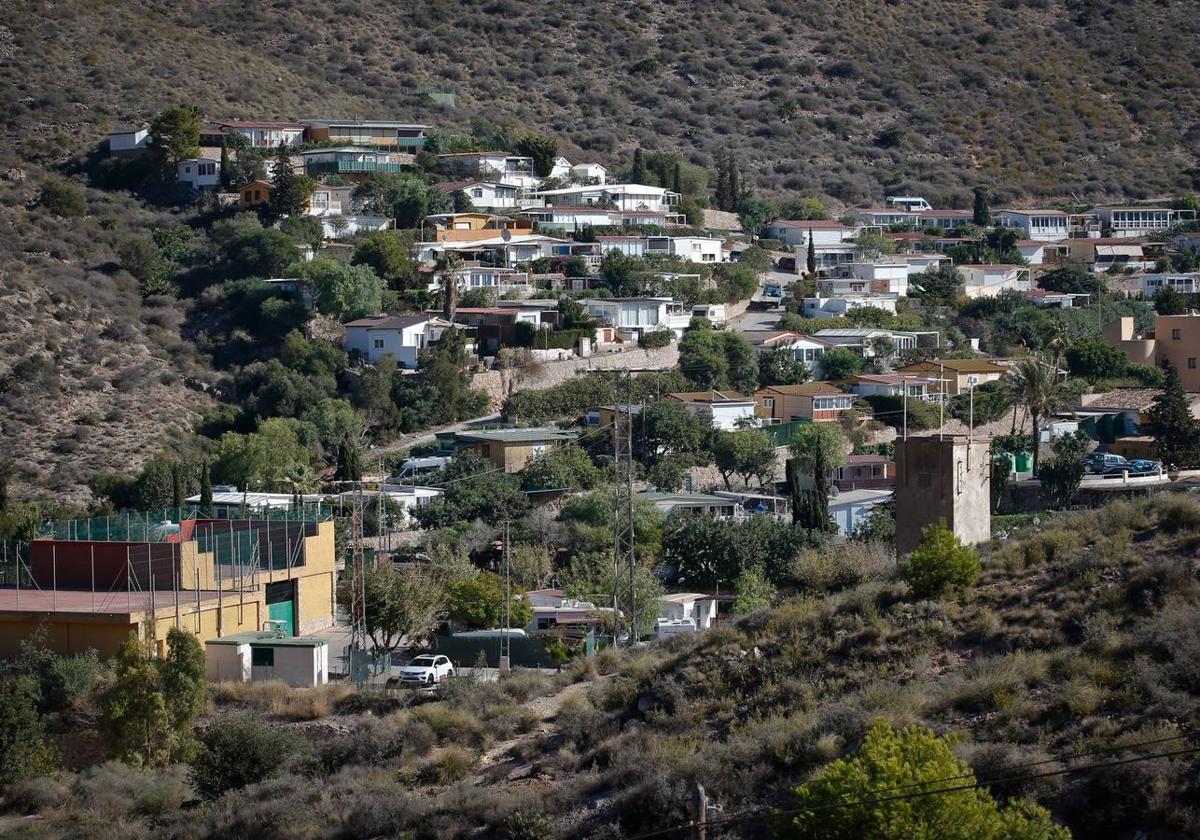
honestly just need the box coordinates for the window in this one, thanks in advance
[373,338,385,349]
[472,188,483,198]
[1173,329,1182,340]
[251,647,274,668]
[1190,358,1197,369]
[199,162,215,176]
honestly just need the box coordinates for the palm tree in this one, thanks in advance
[1006,356,1065,473]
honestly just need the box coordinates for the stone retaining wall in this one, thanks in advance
[471,344,680,410]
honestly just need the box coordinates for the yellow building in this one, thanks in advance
[0,514,337,658]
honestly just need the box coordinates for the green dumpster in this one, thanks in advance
[1014,451,1033,474]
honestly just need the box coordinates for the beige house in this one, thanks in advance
[443,428,579,473]
[1104,314,1200,390]
[894,358,1007,397]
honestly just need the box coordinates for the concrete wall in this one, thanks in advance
[206,643,251,683]
[475,344,679,411]
[895,436,991,556]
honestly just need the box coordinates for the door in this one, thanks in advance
[265,580,297,636]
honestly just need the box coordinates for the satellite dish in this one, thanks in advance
[501,228,512,242]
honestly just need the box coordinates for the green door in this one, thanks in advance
[265,580,296,636]
[268,599,295,636]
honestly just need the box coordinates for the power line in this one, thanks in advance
[620,739,1200,840]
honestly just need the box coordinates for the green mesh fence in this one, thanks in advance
[37,504,331,543]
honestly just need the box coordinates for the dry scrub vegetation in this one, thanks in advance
[6,494,1200,838]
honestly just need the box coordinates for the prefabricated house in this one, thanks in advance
[764,220,861,249]
[439,180,520,211]
[657,593,719,631]
[959,265,1031,298]
[343,315,451,367]
[996,209,1070,242]
[1089,206,1196,238]
[666,390,760,430]
[206,632,329,687]
[107,126,150,156]
[177,158,220,190]
[803,295,898,319]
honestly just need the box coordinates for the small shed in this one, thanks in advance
[205,632,329,687]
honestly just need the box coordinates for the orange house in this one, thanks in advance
[755,383,855,423]
[239,179,274,209]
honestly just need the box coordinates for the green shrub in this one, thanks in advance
[39,178,87,216]
[637,330,674,349]
[190,712,309,799]
[900,523,980,599]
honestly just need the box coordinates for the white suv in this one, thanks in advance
[397,654,454,686]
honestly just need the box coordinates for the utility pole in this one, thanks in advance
[611,369,637,647]
[501,520,511,674]
[349,480,368,683]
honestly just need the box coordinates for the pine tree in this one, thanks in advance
[219,138,230,190]
[200,461,213,517]
[806,232,817,274]
[672,160,682,195]
[1147,362,1200,469]
[630,148,647,184]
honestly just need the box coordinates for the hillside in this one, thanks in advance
[4,0,1200,203]
[2,0,1200,501]
[5,495,1200,838]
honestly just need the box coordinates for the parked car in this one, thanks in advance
[396,654,454,686]
[1126,459,1162,475]
[1083,452,1129,474]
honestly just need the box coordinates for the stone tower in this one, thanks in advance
[895,435,991,555]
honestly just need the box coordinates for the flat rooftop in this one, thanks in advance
[0,588,227,616]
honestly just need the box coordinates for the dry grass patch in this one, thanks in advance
[208,680,353,720]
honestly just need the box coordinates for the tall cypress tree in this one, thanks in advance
[672,160,682,195]
[727,153,740,212]
[630,148,647,184]
[972,185,992,227]
[170,462,184,510]
[714,153,729,212]
[199,462,213,517]
[219,138,230,191]
[807,232,817,274]
[1147,362,1200,469]
[338,441,363,482]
